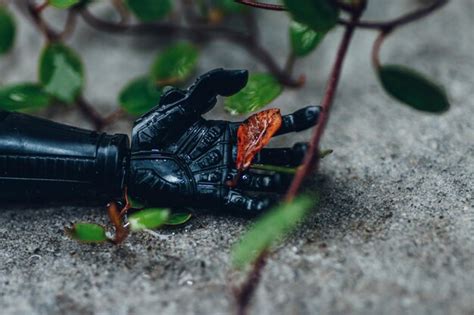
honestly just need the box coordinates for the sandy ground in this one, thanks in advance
[0,1,473,314]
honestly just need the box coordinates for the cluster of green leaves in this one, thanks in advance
[0,0,450,116]
[221,2,334,115]
[67,209,192,243]
[220,0,335,115]
[0,0,322,116]
[0,40,84,111]
[222,22,328,114]
[119,0,449,115]
[283,0,449,113]
[118,0,250,116]
[0,2,85,110]
[0,0,201,115]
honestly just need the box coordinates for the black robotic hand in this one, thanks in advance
[128,69,320,214]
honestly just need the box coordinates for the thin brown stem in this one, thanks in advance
[35,1,48,13]
[59,9,78,41]
[285,12,361,201]
[18,0,111,131]
[180,0,205,24]
[25,0,59,41]
[107,201,130,244]
[333,0,363,13]
[243,10,258,43]
[234,0,285,11]
[119,187,131,217]
[371,31,389,70]
[21,0,76,42]
[75,96,107,131]
[112,0,131,25]
[234,251,268,315]
[102,108,125,127]
[334,1,352,11]
[284,52,296,75]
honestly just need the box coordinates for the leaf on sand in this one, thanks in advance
[66,223,108,243]
[129,208,170,232]
[378,64,450,113]
[166,212,192,226]
[236,109,283,171]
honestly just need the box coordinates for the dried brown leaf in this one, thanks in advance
[236,108,283,171]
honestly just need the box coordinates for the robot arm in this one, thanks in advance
[0,69,320,215]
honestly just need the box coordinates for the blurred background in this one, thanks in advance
[0,1,473,314]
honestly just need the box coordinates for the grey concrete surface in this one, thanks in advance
[1,1,473,314]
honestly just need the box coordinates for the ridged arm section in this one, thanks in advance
[0,110,129,202]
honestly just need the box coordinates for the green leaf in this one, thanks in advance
[283,0,339,32]
[129,208,170,232]
[39,43,84,103]
[0,6,15,55]
[166,212,192,226]
[378,65,450,113]
[232,196,315,269]
[214,0,246,13]
[119,76,162,116]
[0,83,52,111]
[290,21,326,57]
[48,0,80,9]
[125,0,172,22]
[66,223,108,243]
[151,43,199,85]
[224,73,282,115]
